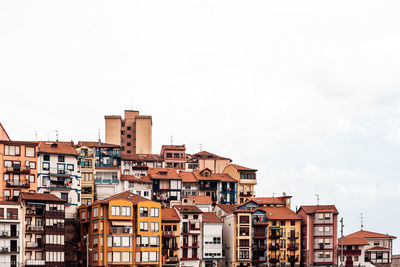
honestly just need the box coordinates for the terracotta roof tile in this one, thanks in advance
[174,205,202,213]
[121,154,163,161]
[120,175,151,183]
[98,191,149,205]
[193,170,237,182]
[345,230,396,239]
[38,141,77,156]
[161,145,186,151]
[96,166,120,170]
[189,196,213,205]
[161,208,180,222]
[77,141,119,148]
[193,151,231,161]
[229,164,257,171]
[20,192,65,202]
[238,196,290,207]
[0,122,10,141]
[298,205,339,214]
[257,206,302,220]
[366,246,391,251]
[216,204,237,214]
[338,237,369,246]
[179,172,198,183]
[148,168,181,180]
[202,212,223,223]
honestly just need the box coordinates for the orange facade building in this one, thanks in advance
[0,141,38,201]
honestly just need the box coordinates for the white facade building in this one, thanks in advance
[0,202,22,267]
[37,142,81,219]
[202,212,223,267]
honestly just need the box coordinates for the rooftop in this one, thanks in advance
[77,141,120,148]
[174,205,202,214]
[298,205,339,214]
[193,151,231,161]
[120,174,151,183]
[20,192,65,202]
[161,208,180,222]
[148,168,181,180]
[189,196,213,205]
[38,141,77,156]
[202,212,223,223]
[228,164,257,172]
[256,206,302,220]
[97,191,149,205]
[216,203,237,214]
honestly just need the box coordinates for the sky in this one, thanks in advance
[1,0,400,253]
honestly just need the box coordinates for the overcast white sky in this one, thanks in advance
[1,0,399,252]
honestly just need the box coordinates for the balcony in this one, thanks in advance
[111,226,132,234]
[166,256,179,263]
[269,231,282,239]
[182,243,199,248]
[314,230,333,236]
[343,249,361,256]
[25,260,46,266]
[48,180,73,189]
[25,242,43,249]
[253,245,267,250]
[253,256,267,262]
[253,232,267,239]
[288,256,299,262]
[0,246,20,253]
[163,231,176,237]
[253,217,268,225]
[269,244,280,251]
[6,180,30,188]
[239,191,252,197]
[0,230,19,237]
[345,260,353,267]
[26,209,44,216]
[26,225,44,232]
[288,243,299,250]
[5,166,30,174]
[288,232,299,239]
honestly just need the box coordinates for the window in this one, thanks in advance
[139,222,148,232]
[3,174,9,181]
[67,164,74,171]
[239,249,249,259]
[127,126,131,130]
[291,220,295,226]
[193,214,198,219]
[280,220,286,226]
[43,162,50,171]
[111,206,120,216]
[60,193,68,202]
[3,190,10,197]
[4,145,20,156]
[93,208,98,217]
[58,156,65,162]
[325,213,331,219]
[150,207,159,217]
[213,237,221,244]
[93,237,98,247]
[43,155,50,161]
[29,175,35,183]
[4,161,12,168]
[127,142,131,146]
[374,241,380,246]
[324,226,330,232]
[93,252,98,261]
[26,147,35,157]
[239,216,249,224]
[150,222,159,232]
[139,207,148,217]
[81,211,86,220]
[121,206,131,216]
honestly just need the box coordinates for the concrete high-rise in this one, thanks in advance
[104,110,152,154]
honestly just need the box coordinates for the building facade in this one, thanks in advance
[223,164,257,204]
[161,208,180,267]
[0,201,22,267]
[76,144,96,205]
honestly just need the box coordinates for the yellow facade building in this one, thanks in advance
[161,208,180,267]
[79,191,162,267]
[223,164,257,204]
[76,144,96,205]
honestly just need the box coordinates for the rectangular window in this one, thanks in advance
[3,174,9,181]
[93,208,98,217]
[29,162,36,169]
[58,156,65,162]
[43,162,50,171]
[150,207,159,217]
[111,206,120,216]
[121,206,131,216]
[29,175,35,183]
[5,145,20,156]
[139,207,148,217]
[150,222,159,232]
[67,164,74,171]
[26,147,35,157]
[139,222,148,232]
[44,155,50,161]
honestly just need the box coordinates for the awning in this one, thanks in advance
[270,227,281,230]
[27,202,45,206]
[111,221,132,226]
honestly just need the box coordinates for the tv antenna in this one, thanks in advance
[199,144,203,151]
[35,131,38,141]
[170,135,173,145]
[360,213,364,230]
[55,130,59,141]
[315,194,320,206]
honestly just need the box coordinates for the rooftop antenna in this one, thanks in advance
[55,130,59,141]
[98,128,101,144]
[199,144,203,151]
[315,194,320,206]
[35,131,38,141]
[360,213,364,230]
[170,135,173,145]
[47,133,50,141]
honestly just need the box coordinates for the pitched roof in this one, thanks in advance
[193,151,231,161]
[179,172,198,183]
[161,145,186,151]
[162,208,180,222]
[338,237,369,246]
[121,154,163,161]
[189,196,213,205]
[148,168,181,180]
[98,191,149,205]
[96,166,120,170]
[238,196,290,207]
[0,123,10,141]
[20,192,65,202]
[298,205,339,214]
[174,205,202,213]
[216,203,237,214]
[120,175,151,183]
[229,164,257,172]
[77,141,119,148]
[257,206,302,220]
[345,230,396,239]
[38,141,77,156]
[193,170,237,182]
[202,212,223,223]
[366,246,391,251]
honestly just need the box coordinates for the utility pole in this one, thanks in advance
[340,218,344,267]
[84,234,91,267]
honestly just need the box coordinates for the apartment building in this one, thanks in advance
[179,171,199,198]
[121,154,163,172]
[223,164,257,204]
[189,151,232,174]
[183,196,213,212]
[75,144,96,205]
[252,207,302,267]
[202,212,223,267]
[0,201,22,267]
[90,142,121,200]
[194,169,237,205]
[161,208,180,267]
[161,145,186,169]
[338,230,396,267]
[37,142,80,219]
[297,205,339,267]
[149,168,182,206]
[79,191,162,267]
[119,175,152,200]
[237,194,292,210]
[0,141,38,201]
[174,205,203,267]
[20,192,66,267]
[105,110,152,154]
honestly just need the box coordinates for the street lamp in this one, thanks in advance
[84,235,93,267]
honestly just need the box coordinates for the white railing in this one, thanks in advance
[26,259,46,265]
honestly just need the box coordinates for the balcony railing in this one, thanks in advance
[288,256,299,262]
[314,230,333,236]
[163,231,176,237]
[254,232,267,238]
[166,256,179,263]
[26,209,45,216]
[288,232,300,239]
[6,180,30,188]
[0,246,20,253]
[111,227,132,234]
[269,231,282,239]
[25,260,46,266]
[288,243,299,250]
[26,225,44,232]
[269,244,280,250]
[343,249,361,256]
[26,242,42,248]
[5,166,30,174]
[239,191,252,196]
[0,230,19,237]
